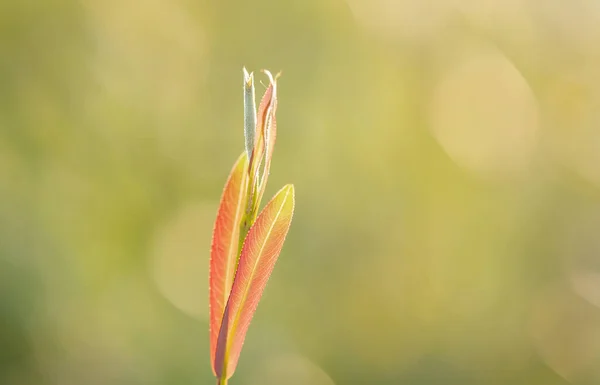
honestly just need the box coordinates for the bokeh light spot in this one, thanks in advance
[571,271,600,309]
[151,202,216,320]
[544,69,600,187]
[429,46,539,179]
[531,287,600,382]
[345,0,452,42]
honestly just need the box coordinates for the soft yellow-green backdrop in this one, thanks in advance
[2,0,600,384]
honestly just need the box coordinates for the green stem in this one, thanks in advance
[237,179,260,261]
[238,217,250,257]
[217,378,227,385]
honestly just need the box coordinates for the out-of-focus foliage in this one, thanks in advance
[1,0,600,384]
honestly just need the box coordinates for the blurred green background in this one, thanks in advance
[2,0,600,384]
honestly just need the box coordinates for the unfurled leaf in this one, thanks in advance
[214,184,295,380]
[209,152,249,374]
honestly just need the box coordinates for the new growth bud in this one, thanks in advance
[243,67,257,160]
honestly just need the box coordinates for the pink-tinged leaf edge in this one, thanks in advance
[247,71,278,214]
[214,184,295,380]
[209,152,249,374]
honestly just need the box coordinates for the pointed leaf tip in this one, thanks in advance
[243,67,253,87]
[213,184,295,379]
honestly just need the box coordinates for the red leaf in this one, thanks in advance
[214,184,295,380]
[209,152,249,374]
[255,71,279,206]
[245,71,278,218]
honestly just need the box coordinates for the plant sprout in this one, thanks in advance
[208,68,295,385]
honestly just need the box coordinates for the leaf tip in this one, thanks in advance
[261,69,279,93]
[279,184,295,212]
[283,183,294,196]
[243,67,253,86]
[261,69,273,81]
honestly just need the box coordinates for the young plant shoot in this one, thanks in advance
[208,69,294,385]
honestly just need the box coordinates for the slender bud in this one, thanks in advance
[243,67,257,159]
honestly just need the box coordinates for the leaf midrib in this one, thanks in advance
[222,187,291,376]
